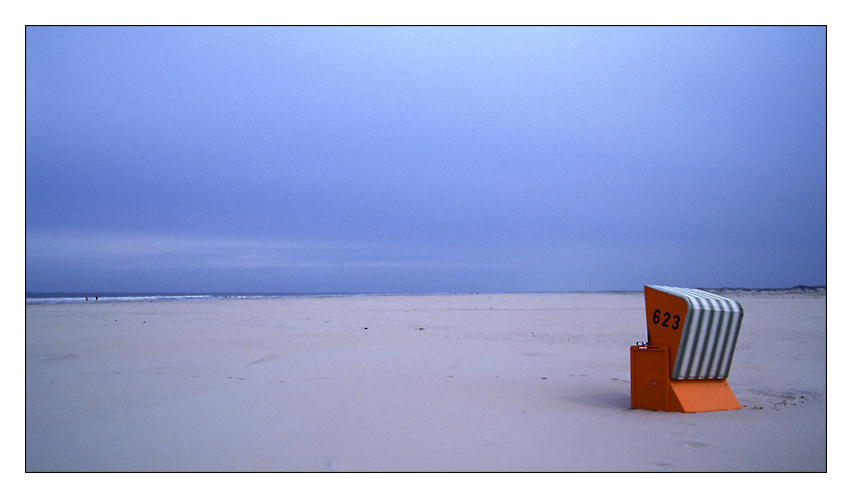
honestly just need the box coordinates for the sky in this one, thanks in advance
[25,26,827,294]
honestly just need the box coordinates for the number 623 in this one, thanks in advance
[653,309,680,330]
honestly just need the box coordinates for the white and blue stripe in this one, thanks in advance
[648,286,744,380]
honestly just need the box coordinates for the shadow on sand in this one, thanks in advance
[565,391,632,411]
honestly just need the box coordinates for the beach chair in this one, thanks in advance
[630,286,744,413]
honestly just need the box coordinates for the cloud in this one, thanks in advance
[25,27,826,293]
[25,229,463,272]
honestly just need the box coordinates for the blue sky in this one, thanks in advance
[25,26,826,294]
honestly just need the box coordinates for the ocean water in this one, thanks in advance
[24,292,350,305]
[25,287,825,305]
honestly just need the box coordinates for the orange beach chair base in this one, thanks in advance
[630,345,740,413]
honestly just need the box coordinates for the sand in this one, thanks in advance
[25,291,826,472]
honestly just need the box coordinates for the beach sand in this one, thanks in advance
[25,292,826,472]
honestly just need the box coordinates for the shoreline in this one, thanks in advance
[24,286,828,306]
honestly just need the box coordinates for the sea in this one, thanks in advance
[25,286,825,305]
[24,292,353,305]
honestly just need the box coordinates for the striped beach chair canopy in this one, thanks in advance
[646,285,744,380]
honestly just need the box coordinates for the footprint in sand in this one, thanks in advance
[36,353,78,362]
[245,354,278,375]
[247,354,277,368]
